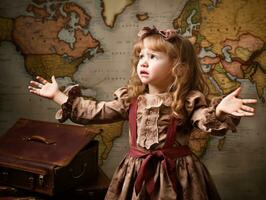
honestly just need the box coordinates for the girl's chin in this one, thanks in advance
[138,76,150,83]
[139,79,150,84]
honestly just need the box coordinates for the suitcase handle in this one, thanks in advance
[27,135,56,145]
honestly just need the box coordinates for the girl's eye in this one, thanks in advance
[139,54,144,59]
[150,54,157,59]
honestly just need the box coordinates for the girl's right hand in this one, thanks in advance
[28,75,59,100]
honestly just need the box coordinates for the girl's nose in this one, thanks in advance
[141,61,148,68]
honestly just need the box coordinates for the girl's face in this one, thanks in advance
[137,41,174,93]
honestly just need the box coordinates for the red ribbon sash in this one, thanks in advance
[129,145,191,195]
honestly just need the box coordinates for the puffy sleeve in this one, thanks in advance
[185,90,240,136]
[55,85,130,124]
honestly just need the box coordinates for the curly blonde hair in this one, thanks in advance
[127,33,208,122]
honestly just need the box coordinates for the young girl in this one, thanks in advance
[28,26,257,200]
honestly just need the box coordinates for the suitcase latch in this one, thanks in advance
[1,171,9,182]
[28,176,35,189]
[38,175,44,186]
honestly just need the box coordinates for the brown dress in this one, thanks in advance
[56,86,239,200]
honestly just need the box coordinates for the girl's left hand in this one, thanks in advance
[216,87,257,119]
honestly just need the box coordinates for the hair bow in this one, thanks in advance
[137,26,180,41]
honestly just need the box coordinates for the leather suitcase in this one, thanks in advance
[0,167,110,200]
[0,118,99,196]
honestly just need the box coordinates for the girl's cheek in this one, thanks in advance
[136,64,141,73]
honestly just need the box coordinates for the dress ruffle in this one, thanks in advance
[186,91,240,136]
[136,93,172,149]
[56,85,81,123]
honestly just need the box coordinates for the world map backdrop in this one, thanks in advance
[0,0,265,199]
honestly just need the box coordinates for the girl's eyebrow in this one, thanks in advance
[139,52,160,57]
[140,49,162,55]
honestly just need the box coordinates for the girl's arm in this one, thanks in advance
[28,76,130,124]
[188,88,256,135]
[215,87,257,121]
[28,76,68,105]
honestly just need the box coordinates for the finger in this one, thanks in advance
[242,99,257,104]
[29,90,41,96]
[30,81,43,89]
[51,75,56,84]
[232,110,255,117]
[28,86,40,95]
[241,105,255,113]
[229,87,241,97]
[241,111,255,116]
[231,111,243,116]
[28,85,39,91]
[36,76,48,84]
[29,81,40,88]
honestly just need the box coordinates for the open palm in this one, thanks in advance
[216,87,257,117]
[28,76,59,99]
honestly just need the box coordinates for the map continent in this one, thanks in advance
[172,0,265,153]
[0,1,103,80]
[197,0,266,101]
[101,0,136,28]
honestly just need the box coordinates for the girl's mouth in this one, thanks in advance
[140,70,149,75]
